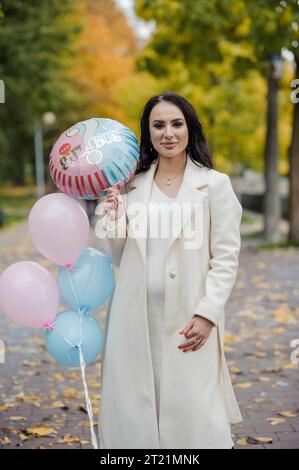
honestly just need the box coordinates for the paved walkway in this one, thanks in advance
[0,213,298,449]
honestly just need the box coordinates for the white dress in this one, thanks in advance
[146,180,178,423]
[146,181,234,448]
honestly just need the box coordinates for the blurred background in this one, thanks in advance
[0,0,298,245]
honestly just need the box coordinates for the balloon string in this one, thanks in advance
[66,268,98,449]
[66,264,81,311]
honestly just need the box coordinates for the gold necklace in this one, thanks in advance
[156,171,184,185]
[156,160,186,185]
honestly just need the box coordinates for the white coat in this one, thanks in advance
[94,155,243,449]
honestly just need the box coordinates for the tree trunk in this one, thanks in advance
[264,66,281,243]
[288,56,299,242]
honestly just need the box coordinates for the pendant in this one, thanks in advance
[166,179,171,185]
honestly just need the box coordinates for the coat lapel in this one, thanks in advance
[123,155,209,267]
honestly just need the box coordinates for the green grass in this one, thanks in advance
[1,214,27,229]
[0,195,37,209]
[0,186,38,229]
[241,213,256,224]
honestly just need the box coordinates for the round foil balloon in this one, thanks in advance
[49,118,139,200]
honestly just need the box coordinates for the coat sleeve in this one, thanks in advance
[193,173,242,327]
[94,195,127,267]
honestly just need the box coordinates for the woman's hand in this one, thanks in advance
[102,186,124,221]
[178,315,214,352]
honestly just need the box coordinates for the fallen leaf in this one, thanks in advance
[67,372,81,380]
[230,367,242,374]
[247,436,273,444]
[0,437,11,445]
[235,382,252,389]
[236,438,249,446]
[254,352,267,358]
[62,388,82,399]
[9,416,27,421]
[57,434,80,444]
[54,373,64,382]
[49,401,68,410]
[266,417,286,425]
[0,403,15,412]
[85,421,98,427]
[26,425,57,437]
[278,410,298,418]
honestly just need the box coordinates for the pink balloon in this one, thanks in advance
[0,261,59,328]
[28,193,89,266]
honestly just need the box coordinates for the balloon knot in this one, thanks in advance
[42,320,56,331]
[65,263,75,271]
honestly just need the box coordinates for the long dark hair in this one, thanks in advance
[135,91,213,174]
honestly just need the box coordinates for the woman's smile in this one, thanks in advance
[161,142,178,149]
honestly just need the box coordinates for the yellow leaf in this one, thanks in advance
[266,417,286,425]
[26,425,57,437]
[235,382,252,389]
[57,434,80,444]
[236,438,249,446]
[278,410,298,418]
[0,437,11,445]
[19,433,29,441]
[9,416,27,421]
[62,388,81,399]
[22,360,41,367]
[254,351,267,358]
[67,372,81,380]
[230,367,241,374]
[85,421,98,427]
[50,401,68,409]
[50,391,57,400]
[255,437,273,443]
[224,332,240,344]
[54,373,64,382]
[0,403,13,412]
[247,436,273,444]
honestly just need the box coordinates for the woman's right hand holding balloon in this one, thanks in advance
[102,186,124,222]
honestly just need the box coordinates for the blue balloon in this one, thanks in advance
[58,247,115,313]
[45,310,104,366]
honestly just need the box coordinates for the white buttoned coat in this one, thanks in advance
[94,155,243,449]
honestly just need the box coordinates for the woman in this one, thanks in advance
[95,92,243,449]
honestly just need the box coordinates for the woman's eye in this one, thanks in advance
[153,123,183,129]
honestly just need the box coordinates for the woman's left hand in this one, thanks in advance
[178,316,214,352]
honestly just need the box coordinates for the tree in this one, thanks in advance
[0,0,82,184]
[134,0,299,242]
